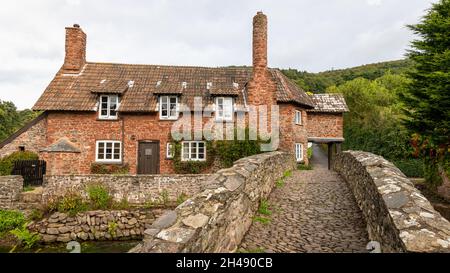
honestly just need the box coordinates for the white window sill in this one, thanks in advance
[95,160,123,164]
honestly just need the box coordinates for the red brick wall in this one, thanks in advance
[279,104,309,164]
[43,111,179,175]
[306,112,343,138]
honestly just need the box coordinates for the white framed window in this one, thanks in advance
[159,96,178,120]
[295,110,302,125]
[96,140,122,162]
[295,143,303,162]
[99,95,119,119]
[166,143,174,159]
[215,97,233,121]
[181,141,206,161]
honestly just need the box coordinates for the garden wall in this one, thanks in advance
[334,150,450,253]
[130,151,296,253]
[0,175,23,209]
[42,174,211,204]
[28,209,167,243]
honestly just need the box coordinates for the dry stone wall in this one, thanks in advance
[130,151,296,253]
[0,176,23,209]
[334,151,450,253]
[43,174,210,204]
[28,209,168,243]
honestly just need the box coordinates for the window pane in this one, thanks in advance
[170,97,177,104]
[191,142,197,159]
[182,143,190,160]
[161,96,168,104]
[101,96,108,103]
[169,103,177,117]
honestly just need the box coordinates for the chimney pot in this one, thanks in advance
[73,24,80,28]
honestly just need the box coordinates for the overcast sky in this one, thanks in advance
[0,0,435,110]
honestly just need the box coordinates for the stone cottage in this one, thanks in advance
[0,12,348,175]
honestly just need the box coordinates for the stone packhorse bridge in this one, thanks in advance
[130,148,450,253]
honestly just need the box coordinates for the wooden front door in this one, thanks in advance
[138,142,159,174]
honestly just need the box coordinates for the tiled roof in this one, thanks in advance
[307,94,349,113]
[91,79,130,94]
[32,62,315,112]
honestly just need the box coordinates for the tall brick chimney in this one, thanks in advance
[247,11,275,106]
[252,11,267,79]
[63,24,86,73]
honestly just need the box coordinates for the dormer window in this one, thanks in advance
[295,110,302,125]
[159,96,178,120]
[215,97,233,122]
[99,95,119,120]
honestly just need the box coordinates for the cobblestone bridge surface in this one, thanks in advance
[240,145,369,253]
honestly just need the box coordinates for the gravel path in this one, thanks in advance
[240,145,369,253]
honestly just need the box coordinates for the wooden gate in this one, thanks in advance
[12,160,46,186]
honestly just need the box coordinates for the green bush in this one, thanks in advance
[86,184,112,210]
[215,138,261,168]
[0,210,25,233]
[90,163,130,174]
[307,147,313,159]
[171,128,263,174]
[176,192,188,205]
[393,159,424,178]
[0,151,39,175]
[56,192,88,216]
[10,223,40,249]
[28,209,44,222]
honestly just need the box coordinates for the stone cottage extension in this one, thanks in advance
[0,12,348,175]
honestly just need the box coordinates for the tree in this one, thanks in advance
[401,0,450,185]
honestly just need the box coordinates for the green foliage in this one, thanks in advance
[393,159,425,178]
[10,223,40,249]
[283,170,292,178]
[307,147,313,159]
[0,151,39,176]
[159,190,170,206]
[55,192,88,216]
[108,221,118,237]
[171,129,262,174]
[112,198,130,210]
[253,216,270,225]
[90,163,130,175]
[275,178,285,188]
[257,199,272,216]
[297,164,313,171]
[86,184,112,210]
[215,130,262,168]
[401,0,450,186]
[28,209,44,222]
[0,210,25,233]
[281,59,413,92]
[23,185,35,192]
[326,73,416,166]
[237,247,266,253]
[0,100,41,143]
[176,192,188,205]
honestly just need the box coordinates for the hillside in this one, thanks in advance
[281,59,413,92]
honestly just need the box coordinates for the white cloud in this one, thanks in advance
[367,0,383,6]
[0,0,438,109]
